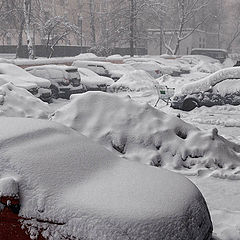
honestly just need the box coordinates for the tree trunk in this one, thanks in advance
[16,17,25,58]
[24,0,35,59]
[89,0,96,46]
[129,0,135,57]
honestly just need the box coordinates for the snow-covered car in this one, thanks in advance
[77,67,114,91]
[171,67,240,111]
[72,60,130,81]
[25,65,85,99]
[0,117,212,240]
[0,63,52,102]
[125,61,163,79]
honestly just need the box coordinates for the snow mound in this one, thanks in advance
[109,70,157,92]
[0,177,18,197]
[0,117,212,240]
[0,83,50,118]
[75,53,98,59]
[181,67,240,95]
[51,92,240,179]
[106,54,123,61]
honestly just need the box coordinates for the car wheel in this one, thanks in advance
[182,98,199,111]
[50,85,59,99]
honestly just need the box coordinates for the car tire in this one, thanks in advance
[50,85,59,99]
[182,98,199,111]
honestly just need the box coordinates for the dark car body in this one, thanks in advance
[26,65,85,99]
[171,67,240,111]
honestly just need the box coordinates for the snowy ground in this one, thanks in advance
[1,55,239,239]
[109,90,240,240]
[49,93,240,239]
[47,57,240,240]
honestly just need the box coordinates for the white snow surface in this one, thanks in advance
[110,70,158,92]
[0,177,18,197]
[181,67,240,95]
[0,83,50,118]
[0,63,51,88]
[78,67,114,89]
[51,92,240,179]
[0,117,212,240]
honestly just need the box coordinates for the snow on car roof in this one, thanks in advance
[181,67,240,95]
[0,117,212,239]
[26,64,78,71]
[110,70,157,91]
[0,63,50,88]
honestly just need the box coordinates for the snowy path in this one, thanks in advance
[188,176,240,240]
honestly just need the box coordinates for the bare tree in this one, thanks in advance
[24,0,35,59]
[161,0,210,55]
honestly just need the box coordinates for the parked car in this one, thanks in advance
[171,67,240,111]
[26,65,85,99]
[0,117,212,240]
[0,63,52,102]
[191,48,228,63]
[77,67,114,91]
[125,61,163,79]
[72,60,129,81]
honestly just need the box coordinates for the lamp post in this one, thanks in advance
[78,16,83,53]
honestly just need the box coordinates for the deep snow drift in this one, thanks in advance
[0,117,212,240]
[51,92,240,179]
[0,83,50,118]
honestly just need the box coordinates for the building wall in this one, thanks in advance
[147,29,217,56]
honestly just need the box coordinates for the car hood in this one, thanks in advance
[0,117,212,240]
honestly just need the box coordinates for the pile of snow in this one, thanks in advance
[78,68,114,90]
[0,117,212,240]
[181,67,240,95]
[0,83,50,118]
[0,177,18,197]
[109,70,158,92]
[106,54,123,61]
[74,53,98,59]
[12,54,102,67]
[51,92,240,179]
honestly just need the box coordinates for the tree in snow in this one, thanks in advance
[162,0,210,55]
[23,0,35,59]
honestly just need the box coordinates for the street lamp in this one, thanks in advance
[78,16,83,53]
